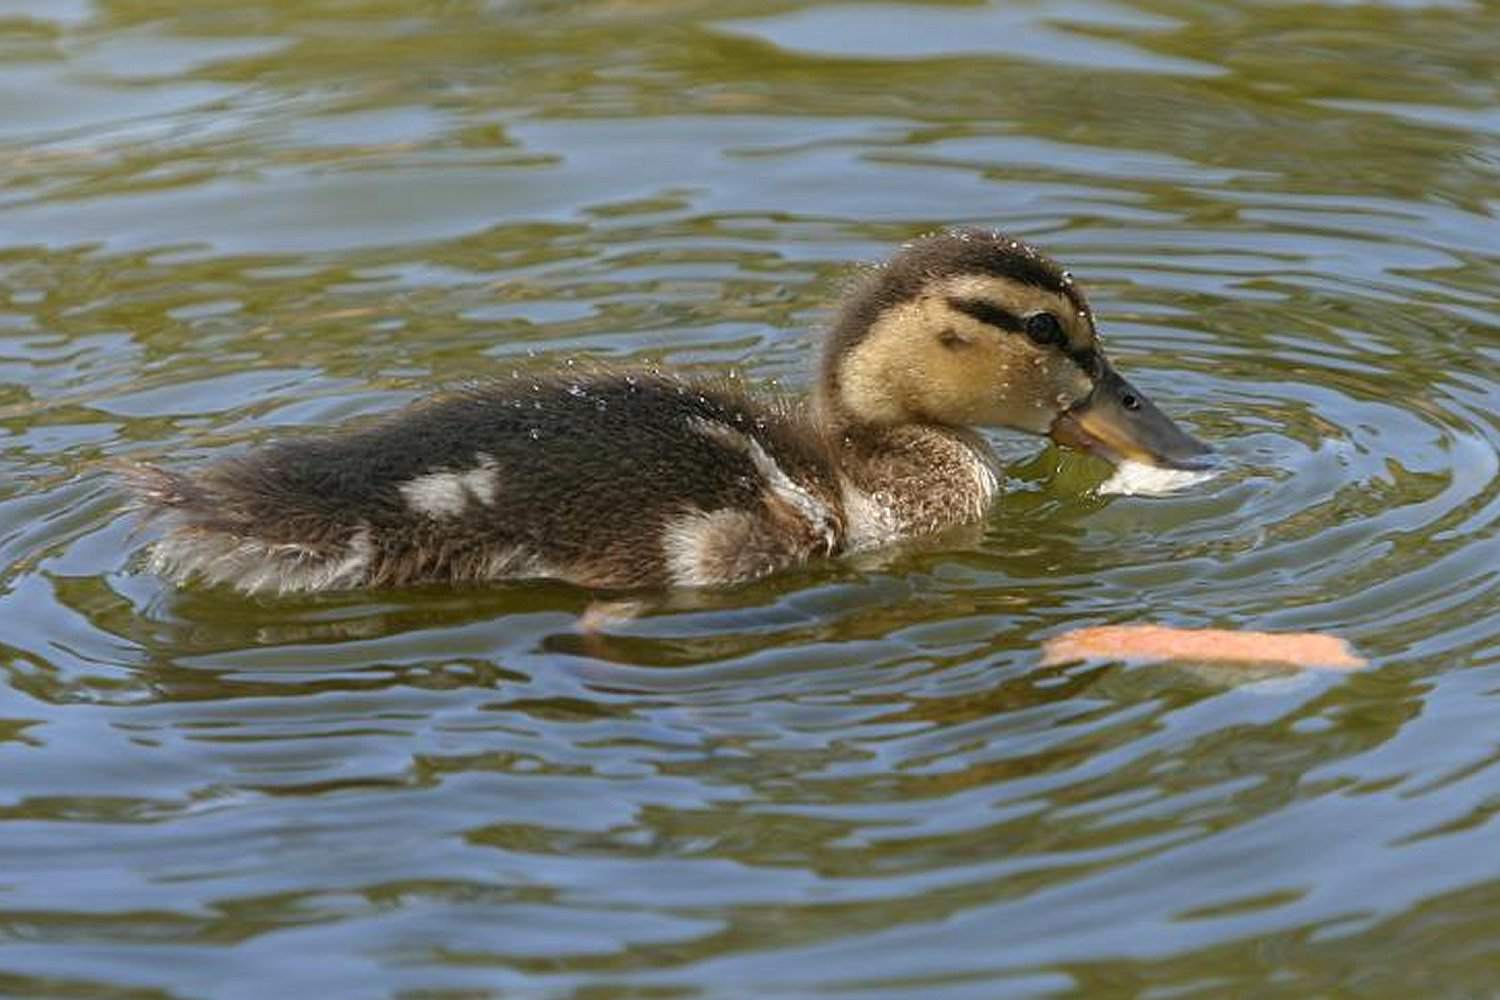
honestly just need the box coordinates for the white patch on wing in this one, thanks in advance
[687,417,837,554]
[661,507,754,587]
[400,473,468,517]
[462,452,499,505]
[399,452,499,518]
[744,437,838,555]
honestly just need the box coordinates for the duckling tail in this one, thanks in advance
[111,459,208,514]
[112,458,372,595]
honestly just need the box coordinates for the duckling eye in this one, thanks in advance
[1025,312,1066,348]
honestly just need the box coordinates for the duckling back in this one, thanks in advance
[124,373,845,594]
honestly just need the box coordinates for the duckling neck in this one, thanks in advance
[825,415,1003,551]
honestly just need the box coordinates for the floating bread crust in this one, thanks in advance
[1041,625,1367,671]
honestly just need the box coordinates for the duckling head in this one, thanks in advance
[821,229,1211,470]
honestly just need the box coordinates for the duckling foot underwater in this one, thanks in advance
[121,230,1212,595]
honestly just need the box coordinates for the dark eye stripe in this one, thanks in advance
[950,296,1101,375]
[946,297,1023,332]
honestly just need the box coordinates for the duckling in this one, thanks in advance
[121,230,1210,595]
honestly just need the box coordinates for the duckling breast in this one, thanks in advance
[834,425,1002,551]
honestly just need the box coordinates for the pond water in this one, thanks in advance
[3,0,1499,995]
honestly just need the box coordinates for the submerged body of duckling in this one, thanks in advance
[123,230,1211,594]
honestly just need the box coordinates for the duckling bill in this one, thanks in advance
[121,229,1211,594]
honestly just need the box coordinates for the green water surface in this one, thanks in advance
[2,0,1500,996]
